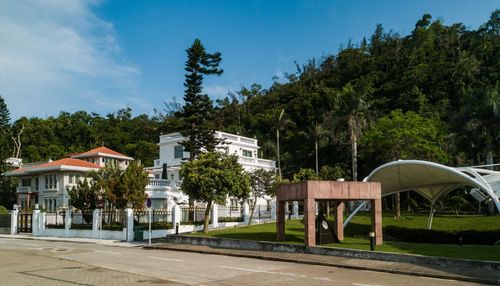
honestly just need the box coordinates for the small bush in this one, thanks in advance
[384,225,500,245]
[0,206,9,215]
[219,217,243,223]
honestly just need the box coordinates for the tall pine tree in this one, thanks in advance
[178,39,223,160]
[0,96,15,208]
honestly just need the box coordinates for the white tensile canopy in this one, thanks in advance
[349,160,500,229]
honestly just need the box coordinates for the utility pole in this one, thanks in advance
[277,109,285,180]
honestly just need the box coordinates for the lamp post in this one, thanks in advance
[276,109,285,181]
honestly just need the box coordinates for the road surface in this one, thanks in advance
[0,237,491,286]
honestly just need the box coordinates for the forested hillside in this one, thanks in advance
[4,11,500,181]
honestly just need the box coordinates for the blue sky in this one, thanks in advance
[0,0,497,120]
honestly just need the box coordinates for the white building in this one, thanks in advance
[145,131,276,209]
[5,147,134,211]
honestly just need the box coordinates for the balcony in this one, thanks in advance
[146,179,182,190]
[17,186,32,193]
[238,157,276,169]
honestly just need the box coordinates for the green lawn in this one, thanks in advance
[190,213,500,261]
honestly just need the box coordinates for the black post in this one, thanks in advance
[175,223,179,235]
[369,232,375,251]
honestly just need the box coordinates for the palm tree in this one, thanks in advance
[310,123,328,175]
[340,83,369,181]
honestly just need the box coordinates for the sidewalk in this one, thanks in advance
[0,234,144,247]
[145,242,500,285]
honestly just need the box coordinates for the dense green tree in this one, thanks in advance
[116,161,149,209]
[180,152,250,233]
[178,39,223,160]
[247,169,276,225]
[67,179,99,213]
[361,110,448,217]
[292,168,319,182]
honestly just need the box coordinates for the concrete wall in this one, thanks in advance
[38,228,124,240]
[166,235,500,271]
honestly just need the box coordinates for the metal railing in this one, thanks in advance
[70,211,93,229]
[45,211,65,229]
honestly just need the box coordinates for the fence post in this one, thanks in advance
[92,209,100,239]
[10,207,18,235]
[243,202,250,224]
[172,204,181,233]
[271,200,276,220]
[40,211,46,232]
[292,201,299,218]
[125,208,134,242]
[32,209,41,236]
[211,204,218,228]
[65,208,72,237]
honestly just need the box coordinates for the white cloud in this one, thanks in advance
[0,0,141,119]
[203,85,233,99]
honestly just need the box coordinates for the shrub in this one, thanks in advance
[384,225,500,245]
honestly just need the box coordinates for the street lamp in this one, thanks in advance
[276,109,285,181]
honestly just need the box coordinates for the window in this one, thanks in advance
[242,149,252,157]
[21,178,31,187]
[230,199,239,211]
[45,175,57,190]
[174,146,184,159]
[35,178,39,191]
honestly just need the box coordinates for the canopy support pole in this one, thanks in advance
[427,203,435,230]
[343,200,367,229]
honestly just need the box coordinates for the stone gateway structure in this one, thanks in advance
[276,181,382,247]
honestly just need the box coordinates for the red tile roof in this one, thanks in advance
[32,158,101,169]
[71,146,130,159]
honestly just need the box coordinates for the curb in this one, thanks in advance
[0,235,144,248]
[144,244,499,285]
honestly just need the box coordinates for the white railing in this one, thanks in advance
[238,157,256,164]
[216,131,258,147]
[159,134,184,144]
[257,159,276,168]
[147,179,171,188]
[17,186,31,193]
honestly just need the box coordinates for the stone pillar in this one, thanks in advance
[371,199,383,245]
[65,208,72,236]
[315,201,319,216]
[39,212,46,231]
[304,198,316,246]
[243,202,250,224]
[276,200,285,241]
[292,201,299,218]
[211,204,219,228]
[32,209,41,236]
[270,200,276,220]
[334,201,344,241]
[125,208,134,242]
[10,208,18,235]
[92,209,100,238]
[172,204,181,231]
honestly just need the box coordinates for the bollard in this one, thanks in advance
[175,223,179,235]
[288,212,291,220]
[369,232,375,251]
[459,236,463,246]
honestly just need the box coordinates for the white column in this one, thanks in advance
[92,209,100,238]
[10,208,18,235]
[292,201,299,218]
[64,208,72,237]
[243,202,250,224]
[271,200,276,220]
[211,204,219,228]
[125,208,134,242]
[32,209,41,236]
[172,204,181,233]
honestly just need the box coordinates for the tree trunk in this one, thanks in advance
[315,139,319,175]
[407,191,411,213]
[395,193,401,219]
[203,201,212,234]
[248,195,258,226]
[352,129,358,181]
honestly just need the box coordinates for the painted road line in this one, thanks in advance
[352,283,384,286]
[147,256,184,262]
[94,250,122,255]
[220,266,307,279]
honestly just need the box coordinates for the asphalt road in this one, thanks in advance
[0,238,492,286]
